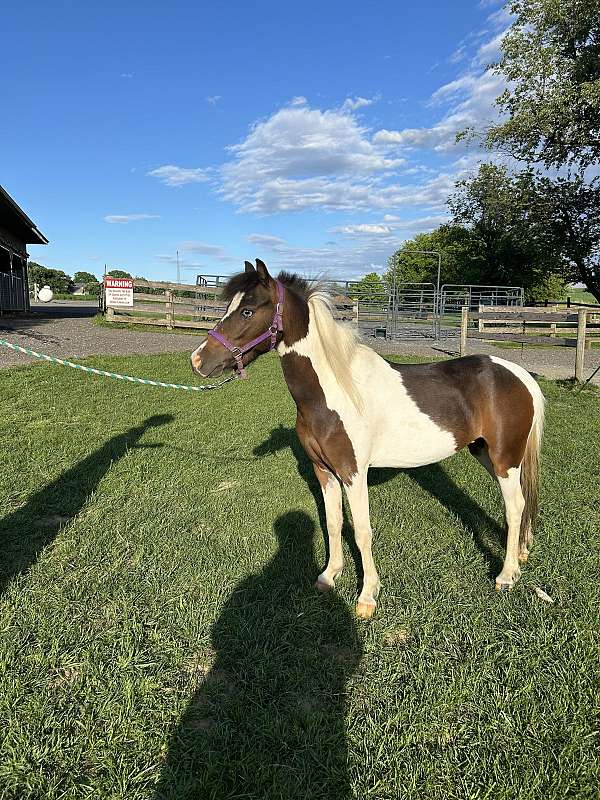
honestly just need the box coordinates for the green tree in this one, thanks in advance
[73,270,98,284]
[530,174,600,301]
[482,0,600,170]
[106,269,132,279]
[348,272,385,302]
[28,263,72,293]
[448,164,559,293]
[463,0,600,301]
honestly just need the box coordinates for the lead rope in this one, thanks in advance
[0,338,236,392]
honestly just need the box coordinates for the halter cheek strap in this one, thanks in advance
[207,280,284,379]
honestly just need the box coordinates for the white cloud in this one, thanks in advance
[219,103,404,214]
[374,69,504,153]
[103,213,160,224]
[180,240,235,261]
[330,223,394,235]
[120,72,134,78]
[206,95,222,105]
[289,96,307,106]
[247,233,287,251]
[341,96,378,111]
[147,165,210,186]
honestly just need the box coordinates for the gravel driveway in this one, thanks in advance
[1,301,599,384]
[0,302,201,369]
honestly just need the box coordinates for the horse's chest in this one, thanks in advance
[333,378,458,469]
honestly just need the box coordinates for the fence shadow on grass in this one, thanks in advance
[0,414,174,595]
[254,426,505,582]
[154,510,362,800]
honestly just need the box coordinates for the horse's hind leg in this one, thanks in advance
[313,465,344,592]
[344,470,380,619]
[469,438,528,583]
[495,466,525,591]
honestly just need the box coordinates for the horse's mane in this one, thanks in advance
[221,270,365,409]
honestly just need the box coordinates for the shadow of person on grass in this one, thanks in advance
[154,511,362,800]
[254,426,505,581]
[0,414,174,595]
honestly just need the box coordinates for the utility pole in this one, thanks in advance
[176,249,180,284]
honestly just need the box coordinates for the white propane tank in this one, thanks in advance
[38,285,54,303]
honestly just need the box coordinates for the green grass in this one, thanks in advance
[567,287,598,305]
[51,293,100,302]
[93,314,204,336]
[0,352,599,800]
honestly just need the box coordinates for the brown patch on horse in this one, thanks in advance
[391,355,534,476]
[281,352,358,485]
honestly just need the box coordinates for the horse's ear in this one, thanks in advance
[255,258,271,284]
[244,260,255,273]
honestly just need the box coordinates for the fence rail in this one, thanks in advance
[460,306,597,381]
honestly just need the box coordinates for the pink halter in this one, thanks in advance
[207,280,284,379]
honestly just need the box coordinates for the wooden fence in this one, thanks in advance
[105,279,225,331]
[459,306,599,381]
[104,279,356,331]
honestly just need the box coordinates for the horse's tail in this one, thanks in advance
[520,382,545,548]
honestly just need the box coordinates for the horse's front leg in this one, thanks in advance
[344,470,380,619]
[313,464,344,592]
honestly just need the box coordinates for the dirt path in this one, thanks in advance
[1,302,599,384]
[0,302,199,369]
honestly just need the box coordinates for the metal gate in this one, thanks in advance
[335,280,524,342]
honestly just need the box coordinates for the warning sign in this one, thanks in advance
[105,277,134,307]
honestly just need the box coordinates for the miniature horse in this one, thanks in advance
[191,259,545,618]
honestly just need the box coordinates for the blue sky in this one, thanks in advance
[2,0,509,281]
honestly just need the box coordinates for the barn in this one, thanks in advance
[0,185,48,313]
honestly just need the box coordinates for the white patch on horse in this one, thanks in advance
[221,291,244,321]
[279,303,457,470]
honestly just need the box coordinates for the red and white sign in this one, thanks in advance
[105,277,134,307]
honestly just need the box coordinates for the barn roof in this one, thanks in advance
[0,185,48,245]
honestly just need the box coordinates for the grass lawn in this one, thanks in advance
[0,351,599,800]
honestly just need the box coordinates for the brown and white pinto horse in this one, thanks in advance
[192,259,545,618]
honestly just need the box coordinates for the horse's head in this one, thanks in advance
[191,259,282,378]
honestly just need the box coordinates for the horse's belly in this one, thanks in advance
[368,417,458,468]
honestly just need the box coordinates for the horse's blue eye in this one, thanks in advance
[241,308,253,318]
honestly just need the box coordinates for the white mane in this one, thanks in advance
[306,288,366,411]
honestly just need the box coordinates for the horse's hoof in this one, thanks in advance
[495,581,513,592]
[356,601,376,619]
[315,579,332,593]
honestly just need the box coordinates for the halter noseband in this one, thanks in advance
[207,280,284,379]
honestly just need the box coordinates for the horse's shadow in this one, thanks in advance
[0,414,174,595]
[154,510,362,800]
[254,426,505,579]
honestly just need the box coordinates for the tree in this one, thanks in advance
[73,270,98,284]
[27,263,72,294]
[106,269,132,279]
[530,174,600,300]
[448,164,563,295]
[480,0,600,170]
[461,0,600,301]
[348,272,385,302]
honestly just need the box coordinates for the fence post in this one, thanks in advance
[460,306,469,356]
[165,289,174,330]
[353,300,359,326]
[106,306,115,322]
[478,302,484,332]
[575,307,587,381]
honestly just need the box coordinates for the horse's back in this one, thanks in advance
[363,353,538,469]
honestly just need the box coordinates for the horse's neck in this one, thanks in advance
[277,290,324,409]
